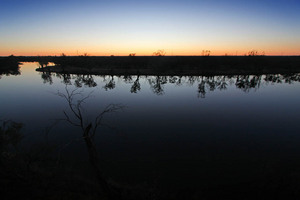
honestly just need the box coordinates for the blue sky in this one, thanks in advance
[1,0,300,55]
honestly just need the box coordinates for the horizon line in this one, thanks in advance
[1,55,300,57]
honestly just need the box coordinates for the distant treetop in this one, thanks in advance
[153,50,166,56]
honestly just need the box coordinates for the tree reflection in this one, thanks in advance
[37,70,300,98]
[217,76,227,90]
[168,76,178,84]
[148,76,168,95]
[207,76,217,91]
[75,74,97,87]
[265,74,283,83]
[123,75,133,84]
[103,75,115,90]
[187,76,197,86]
[282,74,300,84]
[131,75,141,93]
[235,75,262,92]
[54,73,72,85]
[41,71,53,85]
[198,77,206,98]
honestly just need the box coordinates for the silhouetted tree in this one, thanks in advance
[0,56,20,78]
[153,50,166,56]
[248,50,258,56]
[56,87,124,198]
[201,50,211,56]
[248,50,265,56]
[38,60,49,69]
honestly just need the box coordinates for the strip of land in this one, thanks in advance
[2,56,300,76]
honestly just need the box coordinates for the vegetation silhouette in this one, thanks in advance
[201,50,211,56]
[6,54,298,76]
[2,104,300,199]
[37,57,49,69]
[248,50,265,56]
[152,50,166,56]
[3,59,300,199]
[103,76,116,90]
[38,70,300,97]
[56,86,124,199]
[41,71,53,85]
[148,76,167,95]
[129,53,136,57]
[30,55,300,78]
[130,75,141,93]
[0,55,20,78]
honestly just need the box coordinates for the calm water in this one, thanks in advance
[2,62,300,190]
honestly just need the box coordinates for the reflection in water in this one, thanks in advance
[0,87,124,199]
[41,71,53,84]
[2,62,300,199]
[148,76,168,95]
[75,74,97,87]
[103,76,115,91]
[39,72,300,97]
[0,68,21,79]
[131,75,141,93]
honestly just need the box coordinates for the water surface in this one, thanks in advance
[1,62,300,195]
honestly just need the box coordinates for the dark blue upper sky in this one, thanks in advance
[1,0,300,55]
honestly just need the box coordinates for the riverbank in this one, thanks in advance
[32,56,300,76]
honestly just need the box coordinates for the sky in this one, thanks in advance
[0,0,300,56]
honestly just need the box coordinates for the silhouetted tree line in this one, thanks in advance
[2,55,299,71]
[0,55,20,78]
[25,55,300,75]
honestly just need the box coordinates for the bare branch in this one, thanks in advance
[53,85,124,196]
[55,85,124,138]
[92,104,125,137]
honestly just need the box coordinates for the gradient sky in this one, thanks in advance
[1,0,300,56]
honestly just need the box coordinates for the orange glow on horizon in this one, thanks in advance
[1,49,299,56]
